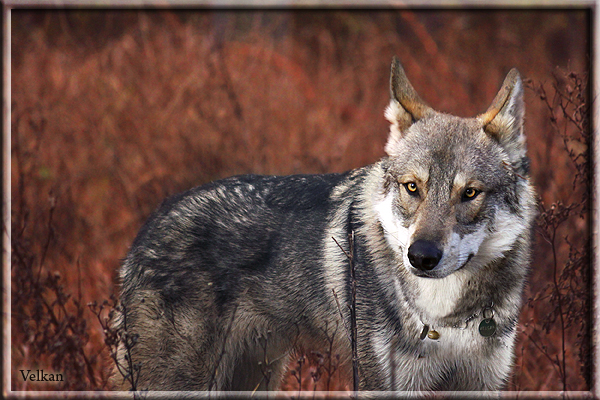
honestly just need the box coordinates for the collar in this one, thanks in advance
[419,303,496,340]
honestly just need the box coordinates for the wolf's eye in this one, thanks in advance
[462,188,480,201]
[404,182,419,196]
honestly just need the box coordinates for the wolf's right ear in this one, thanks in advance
[384,57,433,156]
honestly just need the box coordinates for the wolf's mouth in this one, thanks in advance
[462,253,475,269]
[411,253,474,279]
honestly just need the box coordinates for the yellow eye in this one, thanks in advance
[463,188,480,201]
[405,182,418,194]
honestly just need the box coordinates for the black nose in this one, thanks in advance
[408,240,443,271]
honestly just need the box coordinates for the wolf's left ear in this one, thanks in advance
[478,69,526,164]
[384,57,433,156]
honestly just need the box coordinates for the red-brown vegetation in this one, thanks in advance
[10,9,590,394]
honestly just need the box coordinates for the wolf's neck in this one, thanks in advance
[413,271,468,321]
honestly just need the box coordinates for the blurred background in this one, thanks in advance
[10,8,590,393]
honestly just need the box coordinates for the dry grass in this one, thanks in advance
[10,9,590,392]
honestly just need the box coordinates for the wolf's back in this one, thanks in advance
[120,172,354,304]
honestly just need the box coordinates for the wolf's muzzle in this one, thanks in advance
[408,240,443,271]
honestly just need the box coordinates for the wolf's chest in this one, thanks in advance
[391,326,511,391]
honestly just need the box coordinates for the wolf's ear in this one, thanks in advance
[478,69,526,163]
[384,57,433,156]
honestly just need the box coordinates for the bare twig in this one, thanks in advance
[520,69,590,392]
[208,302,239,391]
[332,231,359,395]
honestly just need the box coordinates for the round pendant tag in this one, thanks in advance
[479,318,496,337]
[427,329,440,340]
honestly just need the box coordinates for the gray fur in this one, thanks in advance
[113,58,536,393]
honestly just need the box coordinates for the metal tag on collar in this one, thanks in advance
[478,306,496,337]
[427,329,440,340]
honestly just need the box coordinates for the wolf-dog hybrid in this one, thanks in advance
[114,57,536,392]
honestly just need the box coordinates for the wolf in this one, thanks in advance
[113,57,536,393]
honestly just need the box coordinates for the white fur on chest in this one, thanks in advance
[372,318,514,391]
[414,271,467,321]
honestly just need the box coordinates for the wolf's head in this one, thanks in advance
[377,57,534,279]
